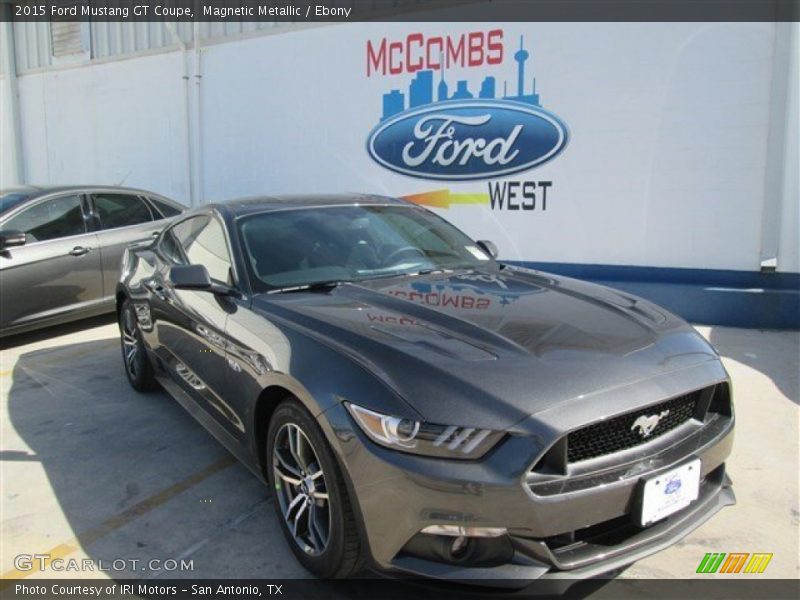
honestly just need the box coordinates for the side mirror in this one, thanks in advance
[168,264,239,297]
[0,230,27,251]
[169,264,213,290]
[476,240,498,259]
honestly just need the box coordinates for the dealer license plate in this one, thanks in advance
[639,459,701,526]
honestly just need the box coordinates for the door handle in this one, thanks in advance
[69,246,91,257]
[151,231,160,238]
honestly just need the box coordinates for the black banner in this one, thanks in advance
[1,0,799,23]
[1,579,800,600]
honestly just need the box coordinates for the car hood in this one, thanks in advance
[252,266,719,430]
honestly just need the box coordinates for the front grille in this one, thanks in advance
[566,392,698,463]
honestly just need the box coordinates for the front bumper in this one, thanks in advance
[320,379,735,586]
[395,471,735,585]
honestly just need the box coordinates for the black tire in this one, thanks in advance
[119,298,158,392]
[266,399,364,578]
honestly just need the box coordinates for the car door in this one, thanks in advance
[149,214,244,438]
[89,192,164,300]
[0,194,103,331]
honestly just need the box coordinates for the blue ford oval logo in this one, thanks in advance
[367,100,568,181]
[664,478,682,495]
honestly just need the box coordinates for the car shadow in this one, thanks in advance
[3,335,308,581]
[707,326,799,405]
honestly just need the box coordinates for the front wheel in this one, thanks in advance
[119,298,158,392]
[266,399,364,578]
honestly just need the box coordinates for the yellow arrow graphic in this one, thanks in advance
[401,189,489,209]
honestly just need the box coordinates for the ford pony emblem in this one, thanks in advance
[631,410,670,438]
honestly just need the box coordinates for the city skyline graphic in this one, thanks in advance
[380,35,541,122]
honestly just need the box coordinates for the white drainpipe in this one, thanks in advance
[1,20,25,185]
[192,20,203,206]
[165,22,194,206]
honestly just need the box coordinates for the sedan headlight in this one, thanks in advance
[346,403,503,459]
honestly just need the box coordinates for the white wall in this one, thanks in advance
[776,23,799,273]
[17,50,190,201]
[11,21,799,274]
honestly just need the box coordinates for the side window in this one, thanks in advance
[148,197,183,219]
[93,194,153,229]
[4,195,86,242]
[165,216,233,284]
[159,228,186,265]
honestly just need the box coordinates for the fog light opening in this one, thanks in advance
[401,529,515,568]
[450,535,469,558]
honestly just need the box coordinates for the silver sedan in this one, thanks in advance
[0,185,185,337]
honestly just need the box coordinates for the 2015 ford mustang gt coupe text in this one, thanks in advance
[117,194,735,583]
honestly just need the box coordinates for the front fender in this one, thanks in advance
[223,300,419,473]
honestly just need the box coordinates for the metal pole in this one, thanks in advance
[192,20,203,206]
[165,22,194,206]
[1,20,25,185]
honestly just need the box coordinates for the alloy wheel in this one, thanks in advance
[272,423,331,556]
[121,308,139,379]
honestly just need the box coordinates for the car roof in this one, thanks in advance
[212,193,410,218]
[0,184,173,198]
[0,185,185,218]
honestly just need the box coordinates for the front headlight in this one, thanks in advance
[346,403,503,459]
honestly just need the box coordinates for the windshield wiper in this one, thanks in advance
[267,280,347,294]
[271,271,439,291]
[411,268,452,276]
[411,265,476,276]
[358,267,473,283]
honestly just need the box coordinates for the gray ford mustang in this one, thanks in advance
[117,194,735,583]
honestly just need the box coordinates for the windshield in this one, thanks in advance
[0,191,35,216]
[238,204,493,292]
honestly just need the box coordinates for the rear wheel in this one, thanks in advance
[266,399,364,578]
[119,298,158,392]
